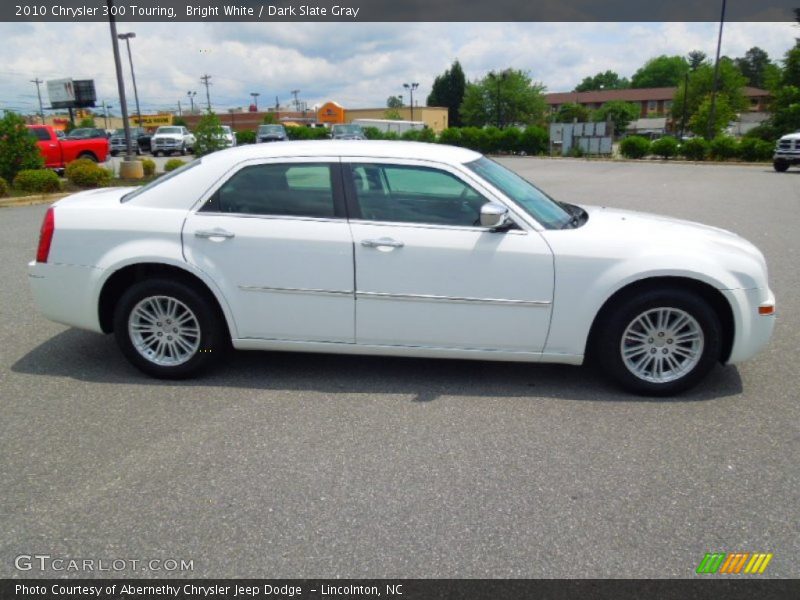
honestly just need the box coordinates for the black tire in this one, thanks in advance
[593,289,722,396]
[78,152,98,162]
[110,150,118,157]
[180,144,186,156]
[773,160,790,172]
[152,150,160,157]
[113,279,226,379]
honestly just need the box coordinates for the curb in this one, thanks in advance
[0,193,69,208]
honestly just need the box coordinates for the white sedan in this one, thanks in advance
[28,141,775,395]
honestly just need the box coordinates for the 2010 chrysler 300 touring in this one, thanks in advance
[28,141,775,395]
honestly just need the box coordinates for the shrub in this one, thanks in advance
[737,137,773,162]
[709,135,739,161]
[400,128,437,143]
[619,136,651,159]
[0,112,44,183]
[519,126,548,155]
[13,169,61,193]
[679,137,709,161]
[650,136,679,159]
[0,176,9,197]
[235,130,256,145]
[141,158,156,177]
[437,128,462,147]
[66,161,112,187]
[362,126,383,140]
[164,158,186,172]
[285,126,329,141]
[743,123,781,143]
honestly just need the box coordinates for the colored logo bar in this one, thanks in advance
[696,552,773,574]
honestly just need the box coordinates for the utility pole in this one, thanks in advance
[200,75,212,111]
[102,100,113,129]
[707,0,727,140]
[187,91,196,114]
[250,92,260,111]
[107,0,134,160]
[291,89,300,111]
[403,82,419,121]
[177,100,182,117]
[31,78,45,124]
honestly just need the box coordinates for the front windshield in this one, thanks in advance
[220,126,232,133]
[157,127,181,134]
[465,157,571,230]
[258,125,283,133]
[121,158,202,202]
[113,128,125,135]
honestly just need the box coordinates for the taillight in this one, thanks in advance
[36,207,55,263]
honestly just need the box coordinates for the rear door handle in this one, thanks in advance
[195,228,235,239]
[361,238,404,249]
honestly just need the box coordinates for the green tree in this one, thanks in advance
[460,69,547,128]
[688,95,737,138]
[262,112,278,124]
[78,117,96,128]
[193,111,226,157]
[672,58,748,136]
[173,116,188,127]
[735,47,776,89]
[554,102,591,123]
[574,70,629,92]
[0,111,44,183]
[688,50,708,70]
[769,85,800,134]
[782,45,800,87]
[631,55,689,88]
[592,100,641,135]
[427,60,467,127]
[384,108,402,120]
[386,95,404,109]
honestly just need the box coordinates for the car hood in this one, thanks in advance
[152,134,184,140]
[543,205,768,289]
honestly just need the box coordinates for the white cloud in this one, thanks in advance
[0,21,796,115]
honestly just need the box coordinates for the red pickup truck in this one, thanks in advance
[27,125,110,171]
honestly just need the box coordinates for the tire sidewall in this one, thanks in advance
[113,279,222,379]
[596,289,722,396]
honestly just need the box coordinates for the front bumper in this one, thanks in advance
[722,287,776,364]
[28,261,103,333]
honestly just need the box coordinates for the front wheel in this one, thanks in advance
[594,289,722,396]
[773,159,790,172]
[113,279,225,379]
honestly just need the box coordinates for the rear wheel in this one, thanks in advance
[78,152,98,162]
[773,159,790,172]
[594,289,722,396]
[113,279,225,379]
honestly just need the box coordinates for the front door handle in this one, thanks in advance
[195,228,235,240]
[361,238,404,249]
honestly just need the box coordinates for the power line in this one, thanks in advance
[200,74,212,111]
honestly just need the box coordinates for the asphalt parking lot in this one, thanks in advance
[1,158,798,578]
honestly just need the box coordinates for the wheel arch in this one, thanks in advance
[585,276,734,364]
[98,262,235,340]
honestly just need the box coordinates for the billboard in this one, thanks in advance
[47,78,75,108]
[133,114,173,127]
[46,78,97,109]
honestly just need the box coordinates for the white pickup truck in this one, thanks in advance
[773,131,800,172]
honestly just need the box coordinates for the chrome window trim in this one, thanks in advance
[356,291,551,307]
[196,211,344,224]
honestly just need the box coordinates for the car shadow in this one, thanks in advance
[11,328,744,403]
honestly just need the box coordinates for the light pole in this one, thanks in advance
[117,32,142,129]
[403,83,419,121]
[107,0,133,160]
[250,92,260,111]
[707,0,727,140]
[31,78,45,124]
[187,91,197,114]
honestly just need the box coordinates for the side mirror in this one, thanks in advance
[480,202,511,230]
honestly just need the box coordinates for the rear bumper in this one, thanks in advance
[722,287,775,364]
[28,261,103,333]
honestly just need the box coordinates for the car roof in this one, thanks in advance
[202,140,482,165]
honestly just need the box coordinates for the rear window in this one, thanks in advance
[28,127,51,141]
[121,158,202,202]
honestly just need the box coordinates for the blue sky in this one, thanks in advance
[0,21,797,115]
